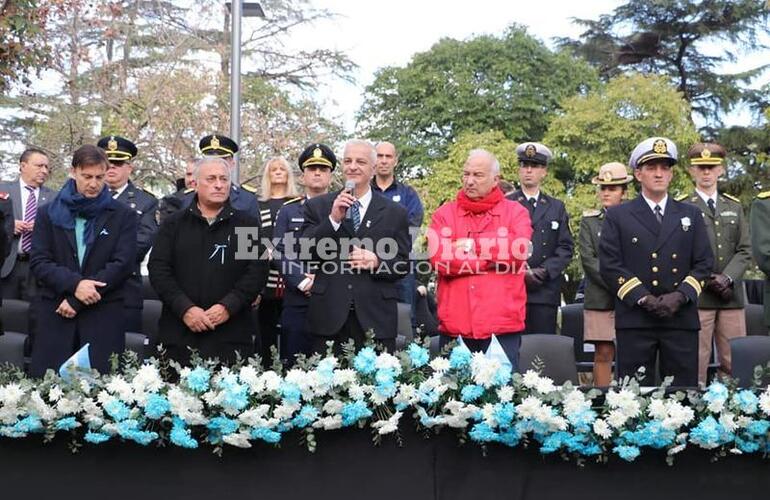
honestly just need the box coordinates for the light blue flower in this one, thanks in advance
[469,423,499,443]
[279,382,302,405]
[498,428,521,447]
[540,431,572,453]
[746,419,770,436]
[291,405,319,429]
[613,445,640,462]
[449,343,472,370]
[84,431,111,444]
[353,347,377,375]
[703,382,729,405]
[117,420,158,446]
[407,344,429,368]
[54,417,79,431]
[144,394,170,420]
[460,384,485,403]
[169,417,198,449]
[736,436,760,453]
[14,415,43,434]
[689,416,734,449]
[208,416,239,436]
[341,401,373,426]
[316,358,336,381]
[251,427,281,444]
[220,381,249,411]
[104,399,131,422]
[186,367,211,393]
[492,367,512,387]
[620,421,675,449]
[732,390,759,414]
[567,409,597,434]
[493,403,516,429]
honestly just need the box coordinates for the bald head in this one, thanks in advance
[375,141,399,179]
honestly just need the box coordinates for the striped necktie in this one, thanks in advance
[21,185,36,253]
[351,200,361,232]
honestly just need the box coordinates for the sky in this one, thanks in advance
[249,0,768,133]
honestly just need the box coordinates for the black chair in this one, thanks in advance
[0,332,27,369]
[743,279,765,306]
[518,334,579,384]
[0,299,30,334]
[415,291,439,337]
[745,303,767,336]
[559,303,593,372]
[730,336,770,388]
[141,299,163,347]
[125,332,149,361]
[397,302,413,344]
[142,275,159,301]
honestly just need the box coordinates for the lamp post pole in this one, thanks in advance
[229,0,243,185]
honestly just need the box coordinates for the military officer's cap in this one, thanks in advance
[687,142,726,167]
[298,143,337,171]
[629,137,678,169]
[516,142,552,166]
[97,135,137,162]
[199,134,239,158]
[591,162,633,186]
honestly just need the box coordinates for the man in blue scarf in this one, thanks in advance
[29,145,137,376]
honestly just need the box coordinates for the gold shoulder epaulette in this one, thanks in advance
[675,194,689,202]
[241,184,257,193]
[757,191,770,200]
[722,193,740,203]
[141,187,156,197]
[184,187,195,194]
[283,196,303,206]
[582,209,601,217]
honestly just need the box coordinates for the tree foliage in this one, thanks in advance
[0,0,52,91]
[558,0,770,127]
[357,25,599,170]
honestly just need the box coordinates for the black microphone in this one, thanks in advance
[344,179,356,220]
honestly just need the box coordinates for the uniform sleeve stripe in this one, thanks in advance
[684,276,702,296]
[617,277,642,300]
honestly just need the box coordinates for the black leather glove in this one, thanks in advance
[638,294,664,317]
[656,291,687,318]
[525,267,548,288]
[707,273,734,302]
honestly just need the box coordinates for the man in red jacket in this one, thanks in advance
[428,149,532,367]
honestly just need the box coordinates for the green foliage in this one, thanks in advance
[0,0,50,91]
[357,25,599,170]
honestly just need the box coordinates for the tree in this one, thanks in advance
[0,0,52,91]
[558,0,770,128]
[356,25,599,170]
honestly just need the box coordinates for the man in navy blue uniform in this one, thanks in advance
[29,145,137,375]
[97,135,158,333]
[274,143,335,363]
[599,137,713,386]
[507,142,574,334]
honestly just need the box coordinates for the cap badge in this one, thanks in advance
[653,139,668,154]
[525,144,536,158]
[107,137,118,151]
[313,147,322,158]
[211,135,220,149]
[701,149,711,159]
[603,171,613,182]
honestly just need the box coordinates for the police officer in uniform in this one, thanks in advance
[274,144,336,363]
[599,137,713,387]
[97,135,159,333]
[678,142,751,384]
[579,162,633,386]
[161,135,259,220]
[750,188,770,333]
[507,142,574,334]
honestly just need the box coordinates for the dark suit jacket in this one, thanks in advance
[301,190,410,339]
[599,195,713,331]
[0,180,54,278]
[507,190,574,306]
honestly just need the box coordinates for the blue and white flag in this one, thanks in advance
[485,335,512,372]
[59,343,92,380]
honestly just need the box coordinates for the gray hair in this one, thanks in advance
[193,157,231,182]
[466,149,500,175]
[344,139,377,166]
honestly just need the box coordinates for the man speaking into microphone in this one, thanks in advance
[301,139,410,353]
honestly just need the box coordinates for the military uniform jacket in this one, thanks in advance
[599,195,714,331]
[750,195,770,325]
[507,190,574,306]
[680,191,750,309]
[578,210,613,311]
[274,196,313,307]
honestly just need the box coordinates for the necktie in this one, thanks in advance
[110,189,118,198]
[21,186,36,253]
[654,204,663,225]
[351,200,361,232]
[707,198,716,216]
[527,197,536,215]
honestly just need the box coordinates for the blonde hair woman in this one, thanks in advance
[256,156,299,365]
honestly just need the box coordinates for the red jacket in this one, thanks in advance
[428,196,532,338]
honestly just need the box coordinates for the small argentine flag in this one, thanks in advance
[485,335,513,372]
[59,343,92,380]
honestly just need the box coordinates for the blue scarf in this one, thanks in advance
[48,179,113,248]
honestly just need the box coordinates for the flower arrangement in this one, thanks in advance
[1,339,770,464]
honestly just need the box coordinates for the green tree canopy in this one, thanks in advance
[357,25,599,170]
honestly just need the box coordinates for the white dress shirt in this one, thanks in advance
[330,187,373,231]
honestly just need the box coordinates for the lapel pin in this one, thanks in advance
[100,228,109,236]
[366,220,371,228]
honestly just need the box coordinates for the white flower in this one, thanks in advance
[534,377,556,395]
[223,431,252,448]
[562,389,590,416]
[238,406,272,427]
[719,412,737,433]
[79,379,92,393]
[647,399,667,420]
[593,418,612,439]
[238,366,259,392]
[372,412,402,435]
[429,357,450,374]
[132,364,163,394]
[668,444,687,455]
[273,402,300,420]
[314,415,342,430]
[375,352,402,375]
[167,387,206,425]
[0,383,24,406]
[259,371,282,393]
[322,400,344,415]
[496,386,514,403]
[516,396,542,419]
[29,391,56,421]
[470,353,501,388]
[736,416,752,429]
[106,376,134,402]
[348,384,366,401]
[55,397,81,415]
[606,409,629,429]
[521,370,542,389]
[332,369,357,387]
[48,386,63,402]
[707,399,725,413]
[606,389,641,418]
[759,388,770,416]
[661,400,694,430]
[393,383,417,408]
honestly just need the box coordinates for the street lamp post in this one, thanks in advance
[226,2,265,185]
